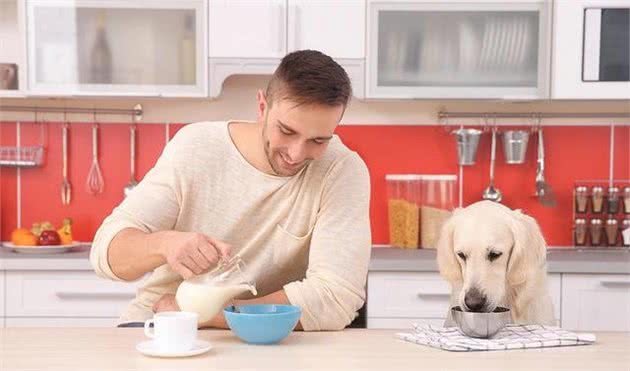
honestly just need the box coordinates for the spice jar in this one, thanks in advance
[607,186,620,214]
[575,186,589,214]
[623,186,630,215]
[574,218,587,246]
[605,218,619,246]
[386,175,422,249]
[591,186,605,213]
[590,218,603,246]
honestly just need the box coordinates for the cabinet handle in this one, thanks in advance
[600,281,630,288]
[417,293,450,299]
[56,291,136,300]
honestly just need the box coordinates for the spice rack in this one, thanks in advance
[573,180,630,249]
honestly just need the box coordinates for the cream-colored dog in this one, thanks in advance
[437,200,555,326]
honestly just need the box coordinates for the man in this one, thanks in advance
[91,50,372,331]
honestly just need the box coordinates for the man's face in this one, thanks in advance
[258,91,344,177]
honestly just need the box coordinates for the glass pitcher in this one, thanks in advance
[175,255,257,324]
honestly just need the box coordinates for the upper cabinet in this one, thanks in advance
[287,0,365,59]
[0,0,26,97]
[366,0,552,99]
[208,0,366,98]
[552,0,630,99]
[2,0,625,100]
[209,0,286,59]
[25,0,208,97]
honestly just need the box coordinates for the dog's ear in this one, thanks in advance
[437,209,463,284]
[507,210,547,286]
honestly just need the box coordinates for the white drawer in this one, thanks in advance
[368,272,562,323]
[5,317,121,328]
[368,272,451,318]
[368,317,445,329]
[562,274,630,332]
[6,271,141,318]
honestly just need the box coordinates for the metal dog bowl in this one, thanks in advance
[451,306,512,338]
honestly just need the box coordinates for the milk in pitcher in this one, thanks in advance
[176,281,257,324]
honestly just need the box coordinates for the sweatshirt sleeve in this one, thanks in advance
[283,152,372,331]
[90,130,184,281]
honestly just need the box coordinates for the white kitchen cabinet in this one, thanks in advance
[209,0,286,59]
[5,271,141,318]
[25,0,208,97]
[552,0,630,99]
[207,0,286,97]
[287,0,366,99]
[367,271,563,329]
[367,271,451,329]
[562,273,630,332]
[287,0,365,59]
[209,0,365,59]
[208,0,366,98]
[0,0,27,97]
[366,0,552,99]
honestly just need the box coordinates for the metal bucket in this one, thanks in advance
[502,130,529,164]
[453,128,482,166]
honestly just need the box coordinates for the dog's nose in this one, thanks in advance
[464,287,487,312]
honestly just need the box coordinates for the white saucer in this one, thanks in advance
[136,339,213,358]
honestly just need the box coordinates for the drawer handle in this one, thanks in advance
[600,281,630,288]
[56,292,136,300]
[417,293,450,299]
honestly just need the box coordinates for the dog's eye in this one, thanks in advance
[456,252,467,261]
[488,251,503,262]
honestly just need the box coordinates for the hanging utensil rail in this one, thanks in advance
[0,104,143,121]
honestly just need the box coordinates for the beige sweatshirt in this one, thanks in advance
[90,121,372,331]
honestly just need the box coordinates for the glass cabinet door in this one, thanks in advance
[367,1,551,99]
[26,0,207,96]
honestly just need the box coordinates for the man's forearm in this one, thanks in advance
[199,289,303,330]
[107,228,168,281]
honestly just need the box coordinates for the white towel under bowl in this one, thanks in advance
[398,323,596,352]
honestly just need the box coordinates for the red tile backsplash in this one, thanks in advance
[1,121,628,246]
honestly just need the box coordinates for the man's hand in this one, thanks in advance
[157,231,231,280]
[152,294,180,313]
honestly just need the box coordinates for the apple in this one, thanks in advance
[38,230,61,246]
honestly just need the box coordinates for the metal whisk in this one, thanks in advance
[86,123,104,195]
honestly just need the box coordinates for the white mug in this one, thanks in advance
[144,311,198,352]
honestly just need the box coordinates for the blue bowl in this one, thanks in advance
[224,304,301,345]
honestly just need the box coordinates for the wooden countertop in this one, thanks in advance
[0,328,628,371]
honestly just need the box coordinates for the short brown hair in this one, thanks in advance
[265,50,352,108]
